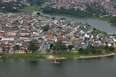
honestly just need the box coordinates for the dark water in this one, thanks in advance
[43,14,116,34]
[0,55,116,77]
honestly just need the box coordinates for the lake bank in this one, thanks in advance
[0,54,46,59]
[0,53,115,59]
[42,13,114,20]
[47,53,115,60]
[1,54,116,77]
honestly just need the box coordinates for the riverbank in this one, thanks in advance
[43,13,115,20]
[47,53,115,59]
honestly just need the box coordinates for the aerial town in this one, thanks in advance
[42,0,116,16]
[1,0,116,16]
[0,0,116,77]
[0,12,116,54]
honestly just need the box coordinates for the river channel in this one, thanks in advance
[43,14,116,34]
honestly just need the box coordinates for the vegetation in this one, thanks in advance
[28,40,39,54]
[109,17,116,24]
[52,40,68,54]
[1,54,46,59]
[58,46,115,59]
[13,45,20,51]
[42,3,106,18]
[92,28,108,36]
[58,52,114,59]
[68,45,74,51]
[26,0,47,6]
[19,5,40,13]
[78,46,115,54]
[42,25,49,31]
[52,40,68,63]
[0,2,25,13]
[99,16,114,20]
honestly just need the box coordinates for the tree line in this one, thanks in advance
[42,3,106,18]
[26,0,47,6]
[0,1,25,13]
[79,45,115,54]
[110,17,116,24]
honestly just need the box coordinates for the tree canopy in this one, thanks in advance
[28,40,39,54]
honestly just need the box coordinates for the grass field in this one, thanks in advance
[57,52,115,59]
[19,5,41,13]
[95,29,108,36]
[99,16,114,20]
[1,54,46,59]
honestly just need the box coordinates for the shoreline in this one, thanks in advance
[47,53,116,60]
[108,21,116,25]
[0,53,115,59]
[43,13,114,20]
[78,53,115,59]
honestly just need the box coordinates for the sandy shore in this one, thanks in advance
[47,53,115,60]
[78,53,115,59]
[47,55,67,60]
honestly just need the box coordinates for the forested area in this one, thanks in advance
[26,0,47,6]
[110,17,116,24]
[42,2,106,18]
[0,2,25,13]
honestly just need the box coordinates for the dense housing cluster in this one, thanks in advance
[0,12,116,54]
[42,0,116,16]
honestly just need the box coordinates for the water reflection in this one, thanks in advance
[105,55,115,59]
[28,60,39,66]
[0,55,116,77]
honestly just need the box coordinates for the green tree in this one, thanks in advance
[78,48,83,53]
[13,45,20,52]
[68,45,74,51]
[42,25,49,31]
[108,47,115,52]
[67,36,71,40]
[52,40,67,63]
[28,40,39,54]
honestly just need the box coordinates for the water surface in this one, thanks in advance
[0,55,116,77]
[43,14,116,34]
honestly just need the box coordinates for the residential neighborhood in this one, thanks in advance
[42,0,116,16]
[0,12,116,54]
[0,0,116,77]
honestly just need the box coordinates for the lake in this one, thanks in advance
[0,55,116,77]
[43,14,116,34]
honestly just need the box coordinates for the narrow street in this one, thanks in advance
[9,26,22,53]
[39,36,45,51]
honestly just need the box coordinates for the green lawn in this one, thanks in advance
[1,54,46,59]
[94,29,108,36]
[57,52,113,59]
[99,16,114,20]
[19,5,41,13]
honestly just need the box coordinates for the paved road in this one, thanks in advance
[9,27,22,53]
[39,36,45,51]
